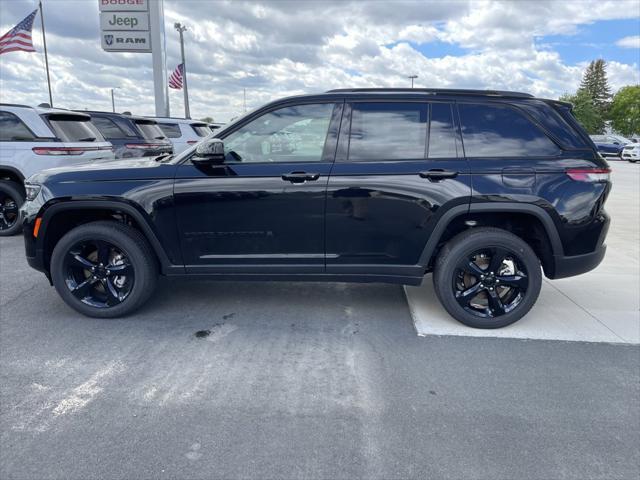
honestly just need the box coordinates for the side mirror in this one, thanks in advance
[192,139,225,164]
[613,141,620,145]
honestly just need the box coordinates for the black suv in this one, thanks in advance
[81,111,173,159]
[22,89,611,328]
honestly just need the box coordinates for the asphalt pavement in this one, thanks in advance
[1,202,639,479]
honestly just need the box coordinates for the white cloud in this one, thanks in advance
[0,0,638,122]
[616,35,640,49]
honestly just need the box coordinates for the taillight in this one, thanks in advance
[32,146,112,155]
[566,168,610,182]
[187,140,198,145]
[125,143,169,149]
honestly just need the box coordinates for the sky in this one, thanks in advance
[0,0,639,122]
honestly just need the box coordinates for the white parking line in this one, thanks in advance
[406,162,640,345]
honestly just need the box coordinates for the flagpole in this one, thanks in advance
[174,23,190,119]
[38,1,53,107]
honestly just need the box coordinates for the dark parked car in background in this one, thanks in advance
[589,134,625,158]
[22,88,611,329]
[81,111,172,159]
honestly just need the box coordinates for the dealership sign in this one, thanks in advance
[99,0,151,52]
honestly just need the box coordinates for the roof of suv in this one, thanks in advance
[325,88,534,98]
[76,110,160,124]
[1,103,91,118]
[150,117,209,125]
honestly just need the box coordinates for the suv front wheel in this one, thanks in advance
[433,228,542,329]
[51,221,158,318]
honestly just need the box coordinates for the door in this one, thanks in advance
[174,102,342,273]
[325,101,472,277]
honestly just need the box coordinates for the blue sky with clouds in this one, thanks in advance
[0,0,638,121]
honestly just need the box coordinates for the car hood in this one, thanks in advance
[29,156,176,184]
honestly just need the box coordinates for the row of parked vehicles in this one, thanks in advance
[589,133,640,162]
[0,103,222,235]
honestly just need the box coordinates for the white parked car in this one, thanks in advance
[0,103,115,235]
[152,117,213,153]
[621,143,640,163]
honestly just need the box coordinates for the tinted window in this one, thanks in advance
[0,111,36,141]
[590,135,607,142]
[428,103,457,158]
[92,116,127,139]
[459,104,560,157]
[158,123,182,138]
[348,103,427,161]
[46,115,105,142]
[190,124,210,137]
[135,122,166,141]
[223,103,334,163]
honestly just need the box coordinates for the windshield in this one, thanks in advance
[135,121,167,141]
[46,115,105,142]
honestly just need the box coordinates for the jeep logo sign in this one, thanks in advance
[100,11,149,31]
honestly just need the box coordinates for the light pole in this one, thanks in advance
[408,75,418,88]
[110,88,119,113]
[174,22,190,119]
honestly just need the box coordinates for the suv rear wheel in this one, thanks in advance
[50,221,158,318]
[433,227,542,329]
[0,180,24,236]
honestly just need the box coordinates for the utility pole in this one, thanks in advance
[110,88,119,112]
[38,1,53,107]
[174,22,190,119]
[408,75,418,88]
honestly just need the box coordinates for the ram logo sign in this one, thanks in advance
[101,31,151,52]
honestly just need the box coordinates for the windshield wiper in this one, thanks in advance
[154,153,174,162]
[78,137,96,142]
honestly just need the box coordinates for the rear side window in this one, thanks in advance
[46,115,105,142]
[135,121,166,141]
[0,111,36,141]
[459,104,560,157]
[92,116,127,139]
[158,123,182,138]
[348,103,427,161]
[428,103,457,158]
[190,124,210,137]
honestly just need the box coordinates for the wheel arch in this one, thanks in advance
[0,166,26,193]
[38,200,173,273]
[419,203,564,276]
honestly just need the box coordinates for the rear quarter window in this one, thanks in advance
[0,111,36,141]
[458,103,560,157]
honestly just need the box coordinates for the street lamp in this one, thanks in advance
[174,22,190,119]
[110,87,119,113]
[408,75,418,88]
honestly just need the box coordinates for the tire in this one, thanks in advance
[0,180,24,236]
[50,221,158,318]
[433,227,542,329]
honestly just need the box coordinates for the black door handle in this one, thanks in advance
[281,172,320,183]
[419,169,458,181]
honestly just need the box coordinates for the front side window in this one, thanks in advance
[46,115,105,142]
[0,111,36,141]
[348,102,427,161]
[459,104,560,157]
[222,103,334,163]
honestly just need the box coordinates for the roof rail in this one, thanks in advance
[0,103,34,108]
[325,88,534,98]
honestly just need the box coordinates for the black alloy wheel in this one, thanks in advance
[453,247,529,318]
[434,228,542,329]
[0,180,24,236]
[63,239,135,308]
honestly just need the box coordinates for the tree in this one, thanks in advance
[579,59,612,115]
[560,90,605,134]
[609,85,640,136]
[200,116,214,123]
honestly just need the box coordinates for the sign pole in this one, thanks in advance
[174,23,190,119]
[149,0,169,117]
[38,1,53,107]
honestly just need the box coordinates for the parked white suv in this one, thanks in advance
[151,117,213,153]
[0,104,115,235]
[622,143,639,163]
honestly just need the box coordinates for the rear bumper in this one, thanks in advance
[550,245,606,279]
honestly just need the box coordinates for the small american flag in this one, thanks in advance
[0,9,38,56]
[169,63,184,89]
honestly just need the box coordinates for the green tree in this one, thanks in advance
[560,90,605,134]
[609,85,640,136]
[579,59,612,115]
[200,116,214,123]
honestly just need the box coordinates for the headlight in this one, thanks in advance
[25,183,41,201]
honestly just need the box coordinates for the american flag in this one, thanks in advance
[169,63,184,89]
[0,9,38,56]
